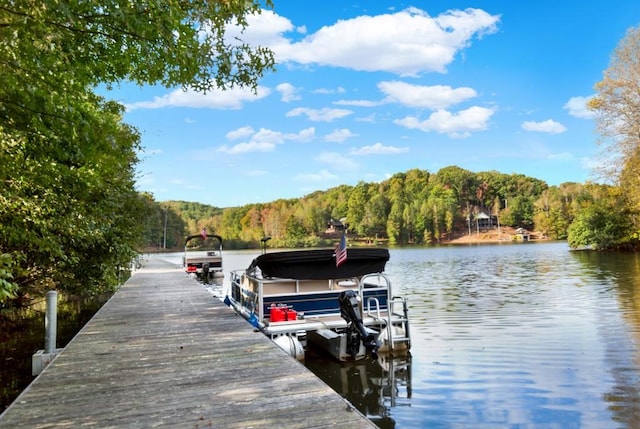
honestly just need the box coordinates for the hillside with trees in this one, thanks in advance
[143,166,591,250]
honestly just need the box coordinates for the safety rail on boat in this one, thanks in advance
[366,297,382,319]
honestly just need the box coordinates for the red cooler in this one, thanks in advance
[285,309,297,321]
[270,306,285,322]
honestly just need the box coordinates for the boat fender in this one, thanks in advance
[273,335,305,361]
[223,295,231,307]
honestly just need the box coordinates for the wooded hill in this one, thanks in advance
[143,165,589,250]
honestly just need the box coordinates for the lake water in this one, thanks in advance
[4,242,640,428]
[215,242,640,429]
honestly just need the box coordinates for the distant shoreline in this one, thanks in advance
[443,226,544,244]
[143,226,546,253]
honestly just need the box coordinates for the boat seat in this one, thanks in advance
[296,280,332,293]
[263,282,297,295]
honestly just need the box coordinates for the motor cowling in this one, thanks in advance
[338,290,380,358]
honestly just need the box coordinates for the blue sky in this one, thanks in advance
[103,1,640,208]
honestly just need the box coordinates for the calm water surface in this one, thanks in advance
[220,242,640,429]
[5,242,640,428]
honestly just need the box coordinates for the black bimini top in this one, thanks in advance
[249,248,389,280]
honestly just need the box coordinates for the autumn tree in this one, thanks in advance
[583,25,640,248]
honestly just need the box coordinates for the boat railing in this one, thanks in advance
[360,272,392,291]
[366,297,382,319]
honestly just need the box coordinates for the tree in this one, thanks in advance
[386,173,409,245]
[588,25,640,245]
[347,182,369,236]
[1,1,275,98]
[0,1,276,300]
[0,98,147,296]
[363,192,389,242]
[567,185,634,250]
[533,184,583,240]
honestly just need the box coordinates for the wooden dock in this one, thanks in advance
[0,257,376,428]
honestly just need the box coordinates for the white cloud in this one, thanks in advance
[521,119,567,134]
[267,7,500,76]
[286,107,353,122]
[356,114,377,123]
[287,127,316,142]
[276,82,301,102]
[324,129,358,143]
[125,86,270,111]
[225,10,295,48]
[251,128,287,144]
[315,152,359,170]
[313,86,346,94]
[350,143,410,155]
[379,81,477,109]
[395,106,495,138]
[219,127,315,154]
[218,141,276,154]
[564,96,595,119]
[226,126,255,140]
[333,99,382,107]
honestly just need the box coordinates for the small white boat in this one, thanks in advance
[182,233,223,282]
[224,247,411,361]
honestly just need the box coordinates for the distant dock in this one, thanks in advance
[0,257,376,428]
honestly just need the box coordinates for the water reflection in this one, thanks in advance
[221,245,640,428]
[304,349,412,429]
[0,294,109,411]
[306,243,640,428]
[570,250,640,428]
[6,246,640,428]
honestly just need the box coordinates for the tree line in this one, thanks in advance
[145,167,614,251]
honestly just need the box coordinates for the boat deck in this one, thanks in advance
[0,256,377,429]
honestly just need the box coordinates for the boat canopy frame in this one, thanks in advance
[185,233,223,247]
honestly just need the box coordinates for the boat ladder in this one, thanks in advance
[366,296,411,351]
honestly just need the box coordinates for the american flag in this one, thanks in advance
[335,232,347,267]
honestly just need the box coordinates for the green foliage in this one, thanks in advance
[0,254,17,301]
[0,1,276,301]
[0,98,150,297]
[1,1,275,95]
[567,185,638,250]
[148,166,640,253]
[163,167,565,249]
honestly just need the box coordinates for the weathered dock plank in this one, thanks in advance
[0,257,376,429]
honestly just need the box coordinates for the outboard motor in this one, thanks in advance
[338,290,381,359]
[202,262,210,283]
